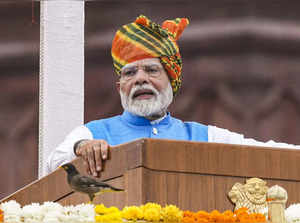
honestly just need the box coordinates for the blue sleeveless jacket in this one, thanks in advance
[85,111,208,146]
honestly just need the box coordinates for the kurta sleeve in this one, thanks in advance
[46,125,93,174]
[208,125,300,149]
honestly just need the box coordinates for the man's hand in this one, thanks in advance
[74,139,108,177]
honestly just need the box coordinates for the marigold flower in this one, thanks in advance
[161,204,183,222]
[224,215,236,222]
[122,206,143,221]
[209,210,223,222]
[222,210,236,222]
[239,213,260,223]
[141,202,162,221]
[0,209,3,223]
[234,207,248,215]
[253,213,266,222]
[95,212,122,223]
[223,210,234,217]
[195,210,209,219]
[196,217,209,223]
[95,204,108,215]
[183,210,194,218]
[144,207,161,221]
[141,203,162,211]
[183,216,196,223]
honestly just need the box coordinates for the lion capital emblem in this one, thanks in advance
[228,178,268,213]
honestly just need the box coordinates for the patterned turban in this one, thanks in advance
[111,15,189,95]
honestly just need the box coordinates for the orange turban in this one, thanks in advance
[111,15,189,95]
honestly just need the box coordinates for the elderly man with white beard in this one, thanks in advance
[47,15,300,177]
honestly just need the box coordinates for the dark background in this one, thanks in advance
[1,0,300,199]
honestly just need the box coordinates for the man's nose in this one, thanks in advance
[134,68,149,85]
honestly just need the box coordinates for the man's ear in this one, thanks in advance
[116,81,121,94]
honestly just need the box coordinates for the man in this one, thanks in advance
[47,15,299,177]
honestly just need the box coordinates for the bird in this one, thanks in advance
[60,163,124,202]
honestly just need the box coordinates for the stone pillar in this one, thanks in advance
[39,0,85,177]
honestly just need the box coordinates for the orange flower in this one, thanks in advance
[183,216,196,223]
[195,210,209,219]
[222,210,236,222]
[223,210,233,215]
[209,210,223,222]
[183,211,195,218]
[224,215,236,222]
[254,213,266,222]
[235,207,248,215]
[235,208,249,222]
[197,218,209,223]
[181,207,265,223]
[0,209,3,222]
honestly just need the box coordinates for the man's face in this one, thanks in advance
[117,58,173,118]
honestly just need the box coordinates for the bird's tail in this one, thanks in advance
[110,186,124,192]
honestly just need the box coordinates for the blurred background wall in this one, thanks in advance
[1,0,300,199]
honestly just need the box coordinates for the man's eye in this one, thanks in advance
[145,66,159,73]
[123,69,137,76]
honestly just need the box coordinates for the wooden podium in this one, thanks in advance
[2,138,300,212]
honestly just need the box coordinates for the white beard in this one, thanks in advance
[120,83,173,118]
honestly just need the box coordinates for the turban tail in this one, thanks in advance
[111,15,189,95]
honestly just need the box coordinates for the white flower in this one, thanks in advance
[286,203,300,223]
[41,202,64,213]
[0,200,95,223]
[0,200,21,213]
[63,204,94,223]
[75,203,94,220]
[0,200,22,223]
[43,210,64,223]
[22,203,44,223]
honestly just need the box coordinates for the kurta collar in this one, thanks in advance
[121,110,170,126]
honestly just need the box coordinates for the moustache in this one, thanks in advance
[130,85,159,100]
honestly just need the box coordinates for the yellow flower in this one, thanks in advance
[95,204,120,215]
[141,203,162,212]
[161,205,183,222]
[144,207,161,221]
[95,212,122,223]
[141,202,162,221]
[95,215,105,222]
[122,206,143,221]
[95,204,108,215]
[107,206,120,214]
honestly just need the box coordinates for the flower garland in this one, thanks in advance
[9,200,300,223]
[94,204,266,223]
[182,207,265,223]
[0,200,94,223]
[95,203,182,222]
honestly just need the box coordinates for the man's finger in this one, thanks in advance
[81,149,91,175]
[94,144,102,172]
[100,140,108,160]
[87,147,97,177]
